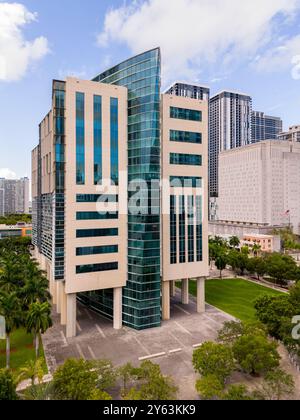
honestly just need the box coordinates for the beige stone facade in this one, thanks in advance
[160,93,209,320]
[32,77,210,337]
[218,140,300,235]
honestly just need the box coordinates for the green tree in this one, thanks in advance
[21,261,50,306]
[192,342,235,383]
[257,369,295,400]
[235,252,249,276]
[86,389,112,400]
[228,249,240,276]
[118,363,139,396]
[254,295,294,339]
[252,244,262,257]
[217,321,266,345]
[229,236,240,249]
[215,253,228,279]
[52,359,100,400]
[22,382,54,401]
[0,255,24,293]
[247,257,267,281]
[123,361,177,401]
[0,369,18,400]
[93,360,116,391]
[233,334,280,375]
[0,292,22,368]
[195,374,224,400]
[26,302,52,359]
[265,253,298,285]
[17,358,45,387]
[222,384,253,401]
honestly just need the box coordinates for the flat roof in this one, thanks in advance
[163,81,210,93]
[211,89,251,99]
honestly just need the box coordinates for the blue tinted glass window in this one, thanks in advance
[196,196,203,262]
[76,228,118,238]
[76,245,118,256]
[76,262,118,274]
[170,176,202,188]
[76,92,85,184]
[94,95,102,185]
[76,212,118,220]
[170,107,202,121]
[170,153,202,166]
[76,194,118,203]
[179,196,186,263]
[110,98,119,186]
[170,195,177,264]
[188,196,195,263]
[170,130,202,144]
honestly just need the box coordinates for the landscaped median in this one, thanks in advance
[184,278,285,322]
[0,329,47,374]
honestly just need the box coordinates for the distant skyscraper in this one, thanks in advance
[209,91,252,198]
[251,111,283,143]
[0,177,30,215]
[278,125,300,142]
[165,82,210,101]
[0,179,4,217]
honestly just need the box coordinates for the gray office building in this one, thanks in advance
[251,111,283,143]
[209,90,252,198]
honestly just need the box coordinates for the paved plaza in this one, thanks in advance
[42,290,234,400]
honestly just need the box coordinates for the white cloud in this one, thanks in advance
[0,168,17,179]
[98,0,300,82]
[0,2,49,82]
[254,35,300,79]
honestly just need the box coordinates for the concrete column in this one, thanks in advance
[162,281,170,321]
[113,287,122,330]
[181,279,189,305]
[66,294,77,338]
[56,281,62,314]
[52,277,57,306]
[60,283,67,326]
[197,277,206,314]
[170,281,176,298]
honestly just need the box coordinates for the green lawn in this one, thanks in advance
[188,278,285,322]
[0,329,47,373]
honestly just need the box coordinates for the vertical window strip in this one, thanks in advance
[196,196,203,262]
[110,98,119,186]
[170,195,177,265]
[76,92,85,184]
[188,196,195,263]
[94,95,102,185]
[179,195,186,264]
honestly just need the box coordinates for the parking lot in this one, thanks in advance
[42,290,234,400]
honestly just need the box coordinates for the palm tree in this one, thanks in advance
[18,358,44,387]
[26,302,52,359]
[21,272,50,307]
[229,236,240,249]
[252,244,262,257]
[0,292,22,368]
[0,255,24,293]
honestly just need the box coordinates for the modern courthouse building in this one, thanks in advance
[32,48,209,337]
[218,140,300,235]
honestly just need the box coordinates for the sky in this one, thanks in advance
[0,0,300,180]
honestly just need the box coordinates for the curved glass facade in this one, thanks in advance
[93,48,161,330]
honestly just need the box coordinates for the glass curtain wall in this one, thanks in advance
[93,48,161,330]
